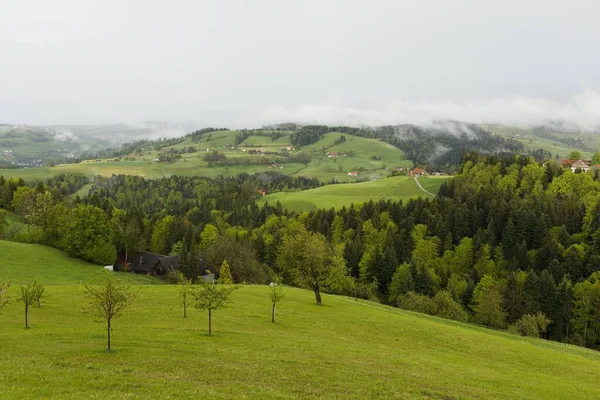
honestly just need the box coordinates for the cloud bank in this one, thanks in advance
[259,90,600,131]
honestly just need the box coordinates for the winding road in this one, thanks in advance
[414,176,436,197]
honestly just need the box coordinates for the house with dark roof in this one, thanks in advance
[130,251,180,276]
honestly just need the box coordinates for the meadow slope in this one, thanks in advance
[0,245,599,399]
[257,176,448,212]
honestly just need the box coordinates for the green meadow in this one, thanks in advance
[0,131,412,184]
[257,176,448,212]
[0,240,599,399]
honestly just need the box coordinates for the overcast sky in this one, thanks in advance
[1,0,599,129]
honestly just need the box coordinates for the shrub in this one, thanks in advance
[398,292,436,315]
[510,312,550,338]
[432,290,468,322]
[82,240,117,266]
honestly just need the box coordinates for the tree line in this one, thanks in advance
[4,153,600,349]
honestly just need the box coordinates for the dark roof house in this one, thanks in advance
[130,251,180,276]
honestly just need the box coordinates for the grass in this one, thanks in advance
[257,176,448,212]
[0,240,161,285]
[0,279,599,398]
[0,132,413,185]
[297,133,412,182]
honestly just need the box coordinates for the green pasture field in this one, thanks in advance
[0,131,414,184]
[0,240,160,285]
[0,248,598,399]
[257,176,448,212]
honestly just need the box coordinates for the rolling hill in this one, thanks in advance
[484,124,600,159]
[0,240,160,285]
[0,130,413,183]
[256,176,448,212]
[0,267,598,398]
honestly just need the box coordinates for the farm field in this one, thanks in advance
[0,248,599,399]
[0,130,413,184]
[256,176,448,212]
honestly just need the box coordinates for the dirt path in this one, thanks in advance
[414,176,436,197]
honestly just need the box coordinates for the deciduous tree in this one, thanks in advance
[177,273,193,318]
[269,278,285,323]
[277,228,349,305]
[85,274,137,351]
[194,279,234,335]
[18,280,44,328]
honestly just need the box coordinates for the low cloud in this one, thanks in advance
[259,90,600,131]
[54,130,77,142]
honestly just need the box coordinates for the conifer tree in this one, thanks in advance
[0,279,9,310]
[218,260,233,285]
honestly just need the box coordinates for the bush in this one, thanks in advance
[82,240,117,265]
[398,292,436,315]
[509,312,550,337]
[10,226,44,244]
[432,291,468,322]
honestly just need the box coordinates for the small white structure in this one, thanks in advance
[104,265,114,271]
[571,160,590,172]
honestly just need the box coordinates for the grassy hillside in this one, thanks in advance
[298,133,412,182]
[257,176,448,212]
[0,282,598,398]
[0,131,412,183]
[0,240,160,285]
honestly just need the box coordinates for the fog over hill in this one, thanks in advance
[259,90,600,133]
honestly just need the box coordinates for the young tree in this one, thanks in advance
[18,280,44,328]
[177,273,193,318]
[0,279,9,310]
[194,279,234,335]
[218,260,234,285]
[269,279,285,323]
[85,274,137,351]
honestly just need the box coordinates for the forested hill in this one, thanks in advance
[287,121,525,168]
[3,153,600,350]
[82,122,524,170]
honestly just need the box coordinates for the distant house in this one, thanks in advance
[347,171,358,176]
[130,251,180,276]
[431,172,445,176]
[561,159,592,172]
[326,152,338,158]
[256,189,267,196]
[569,160,591,173]
[409,168,426,177]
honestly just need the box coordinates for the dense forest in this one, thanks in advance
[4,153,600,349]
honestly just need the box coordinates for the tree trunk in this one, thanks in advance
[25,303,29,328]
[183,298,187,318]
[107,317,112,351]
[208,309,212,335]
[314,288,322,305]
[272,303,276,323]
